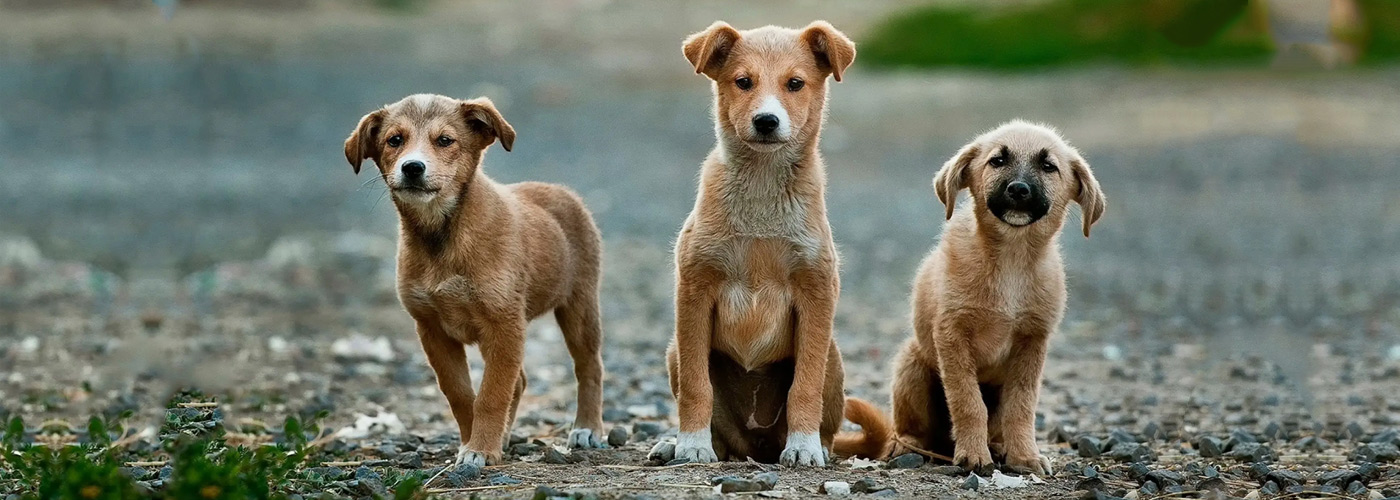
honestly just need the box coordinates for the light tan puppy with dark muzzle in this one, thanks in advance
[836,121,1105,475]
[652,21,855,467]
[344,94,606,467]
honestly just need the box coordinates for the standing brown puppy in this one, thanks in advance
[836,121,1104,475]
[344,94,606,467]
[652,21,855,466]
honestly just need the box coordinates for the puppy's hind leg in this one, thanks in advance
[556,294,606,449]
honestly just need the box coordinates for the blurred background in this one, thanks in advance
[2,0,1400,490]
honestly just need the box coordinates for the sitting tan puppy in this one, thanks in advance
[836,121,1105,475]
[344,94,606,466]
[653,21,855,467]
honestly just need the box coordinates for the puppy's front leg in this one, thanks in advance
[672,269,719,463]
[457,315,526,467]
[783,267,837,467]
[999,332,1051,475]
[418,322,476,451]
[934,317,995,473]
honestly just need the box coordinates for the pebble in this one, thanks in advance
[712,472,779,493]
[119,467,149,480]
[1126,463,1149,481]
[512,442,542,455]
[851,478,892,494]
[533,485,570,499]
[926,465,964,475]
[1355,443,1400,462]
[820,481,851,496]
[306,466,347,481]
[1348,481,1368,496]
[634,421,665,437]
[886,453,925,469]
[962,474,982,491]
[543,446,572,464]
[442,464,481,487]
[1260,481,1280,496]
[394,451,422,469]
[1108,442,1155,463]
[1137,481,1159,496]
[1358,462,1381,480]
[1266,469,1304,487]
[1197,478,1227,492]
[607,426,629,447]
[352,467,387,497]
[1198,436,1223,458]
[1078,436,1103,458]
[1141,422,1163,441]
[1322,469,1362,486]
[1076,477,1106,492]
[1263,421,1283,441]
[488,474,521,486]
[1229,442,1275,463]
[1248,462,1271,480]
[1146,469,1182,488]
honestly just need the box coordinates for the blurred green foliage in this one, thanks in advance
[1343,0,1400,63]
[0,411,431,499]
[861,0,1273,69]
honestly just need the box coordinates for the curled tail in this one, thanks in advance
[832,397,894,459]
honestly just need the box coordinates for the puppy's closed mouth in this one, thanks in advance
[998,211,1036,227]
[393,186,440,194]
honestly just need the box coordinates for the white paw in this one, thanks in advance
[779,432,825,467]
[455,445,487,467]
[567,428,604,449]
[673,429,718,463]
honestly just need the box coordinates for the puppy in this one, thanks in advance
[653,21,855,466]
[835,121,1105,475]
[343,94,606,466]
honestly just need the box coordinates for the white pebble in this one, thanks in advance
[821,481,850,496]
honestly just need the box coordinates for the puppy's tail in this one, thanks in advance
[832,397,894,459]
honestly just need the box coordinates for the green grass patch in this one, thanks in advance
[1342,0,1400,63]
[860,0,1274,69]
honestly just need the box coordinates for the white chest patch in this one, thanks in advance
[994,269,1033,315]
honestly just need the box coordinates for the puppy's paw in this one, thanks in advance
[779,432,826,467]
[953,445,995,476]
[1005,453,1053,476]
[454,445,489,468]
[647,438,677,461]
[567,428,604,449]
[673,429,718,463]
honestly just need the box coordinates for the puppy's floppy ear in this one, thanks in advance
[1069,153,1106,237]
[683,21,742,79]
[800,21,856,82]
[344,109,384,175]
[460,98,516,152]
[933,142,979,220]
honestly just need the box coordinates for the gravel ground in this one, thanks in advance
[3,2,1400,499]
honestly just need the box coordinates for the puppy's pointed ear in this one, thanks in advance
[344,109,384,175]
[801,21,856,82]
[1070,153,1106,237]
[683,21,742,79]
[461,98,516,152]
[934,142,979,220]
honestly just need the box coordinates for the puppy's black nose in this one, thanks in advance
[1006,181,1031,201]
[401,161,425,178]
[752,114,780,135]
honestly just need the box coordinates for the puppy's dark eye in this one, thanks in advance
[436,136,455,147]
[386,135,403,148]
[989,156,1007,167]
[1042,161,1058,173]
[787,78,805,92]
[735,77,753,91]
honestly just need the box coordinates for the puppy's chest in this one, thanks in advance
[710,239,808,370]
[399,268,505,343]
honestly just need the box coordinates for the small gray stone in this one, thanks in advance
[543,446,571,465]
[1355,443,1400,462]
[533,485,569,499]
[962,474,981,491]
[1078,436,1103,458]
[1198,436,1223,457]
[607,426,629,447]
[487,473,521,486]
[394,451,422,469]
[820,481,851,496]
[712,472,778,493]
[441,464,481,487]
[927,465,964,475]
[886,453,925,469]
[511,442,542,455]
